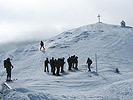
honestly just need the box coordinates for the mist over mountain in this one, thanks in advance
[0,41,40,53]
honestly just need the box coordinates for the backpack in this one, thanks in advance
[90,59,92,64]
[4,60,7,68]
[87,58,92,64]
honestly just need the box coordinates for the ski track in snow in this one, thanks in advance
[0,22,133,100]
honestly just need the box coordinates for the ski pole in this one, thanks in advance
[0,71,6,80]
[95,54,98,74]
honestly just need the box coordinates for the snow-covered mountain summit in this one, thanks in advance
[0,22,133,100]
[46,22,133,64]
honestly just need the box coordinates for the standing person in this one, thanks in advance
[44,58,49,72]
[4,58,14,82]
[40,41,45,51]
[60,58,65,73]
[67,57,72,70]
[86,57,92,71]
[55,59,60,76]
[74,56,78,70]
[50,57,54,73]
[50,57,56,75]
[71,55,75,68]
[52,59,56,75]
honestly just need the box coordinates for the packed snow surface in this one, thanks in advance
[0,22,133,100]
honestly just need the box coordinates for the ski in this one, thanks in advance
[6,79,18,82]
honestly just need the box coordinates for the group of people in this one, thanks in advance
[44,55,93,76]
[44,57,65,76]
[67,55,78,70]
[3,56,92,81]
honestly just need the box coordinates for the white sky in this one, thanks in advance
[0,0,133,44]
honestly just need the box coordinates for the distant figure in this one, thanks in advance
[86,57,92,71]
[4,58,14,82]
[67,57,72,70]
[50,57,56,75]
[44,58,49,72]
[71,55,75,68]
[59,58,65,73]
[74,56,78,70]
[53,59,59,76]
[50,57,54,72]
[40,41,45,51]
[115,68,120,73]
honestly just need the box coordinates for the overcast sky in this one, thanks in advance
[0,0,133,44]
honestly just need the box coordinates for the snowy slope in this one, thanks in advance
[0,22,133,100]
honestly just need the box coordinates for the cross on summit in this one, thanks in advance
[97,14,101,23]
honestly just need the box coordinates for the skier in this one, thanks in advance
[4,58,14,82]
[40,41,45,51]
[86,57,92,71]
[44,58,49,72]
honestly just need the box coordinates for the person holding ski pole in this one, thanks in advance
[4,58,14,82]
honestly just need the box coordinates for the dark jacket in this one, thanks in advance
[4,58,13,69]
[87,58,92,65]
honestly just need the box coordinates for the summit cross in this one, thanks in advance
[97,14,101,22]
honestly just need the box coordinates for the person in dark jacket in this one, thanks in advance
[44,58,49,72]
[71,55,75,68]
[59,58,65,73]
[4,58,13,81]
[52,59,56,75]
[55,59,60,76]
[49,57,56,75]
[74,56,78,70]
[86,57,92,71]
[67,57,72,70]
[50,57,54,73]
